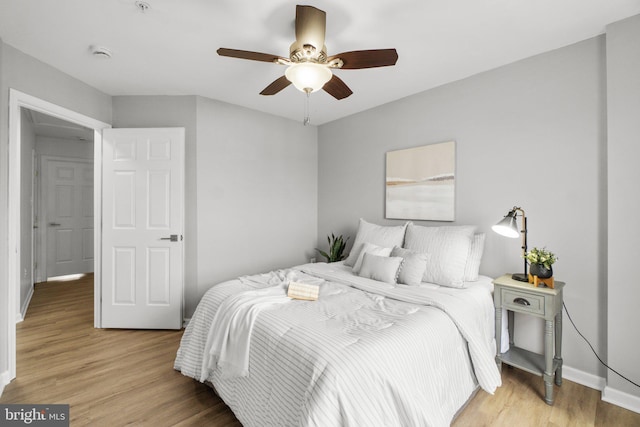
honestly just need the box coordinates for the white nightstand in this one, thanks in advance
[493,274,565,405]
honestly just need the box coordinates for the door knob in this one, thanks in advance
[160,234,180,242]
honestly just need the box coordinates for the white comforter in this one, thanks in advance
[175,262,501,427]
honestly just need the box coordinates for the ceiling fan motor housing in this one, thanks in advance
[289,41,327,63]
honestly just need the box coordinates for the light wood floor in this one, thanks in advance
[2,275,639,426]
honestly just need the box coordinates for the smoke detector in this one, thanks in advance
[135,1,150,13]
[90,46,112,59]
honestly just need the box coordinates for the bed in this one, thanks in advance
[175,220,502,426]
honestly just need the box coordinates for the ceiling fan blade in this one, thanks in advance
[260,76,292,96]
[295,5,326,52]
[217,48,285,64]
[323,74,353,100]
[328,49,399,69]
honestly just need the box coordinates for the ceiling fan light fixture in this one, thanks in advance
[285,62,332,93]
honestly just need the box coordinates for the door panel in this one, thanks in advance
[45,159,94,277]
[101,128,184,329]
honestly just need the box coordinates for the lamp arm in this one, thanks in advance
[514,207,528,277]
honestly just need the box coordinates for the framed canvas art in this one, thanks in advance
[385,141,456,221]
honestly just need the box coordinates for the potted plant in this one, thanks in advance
[316,234,349,263]
[525,247,558,278]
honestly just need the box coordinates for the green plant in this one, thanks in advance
[316,234,350,263]
[524,247,558,269]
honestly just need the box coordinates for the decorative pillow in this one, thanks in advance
[390,246,429,286]
[352,242,393,274]
[358,253,403,284]
[403,224,476,288]
[344,219,409,267]
[464,233,486,282]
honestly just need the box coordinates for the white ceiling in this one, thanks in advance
[2,0,640,125]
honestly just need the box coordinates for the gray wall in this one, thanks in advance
[195,96,318,315]
[318,36,607,377]
[606,15,640,398]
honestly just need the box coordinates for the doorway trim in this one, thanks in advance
[7,89,111,380]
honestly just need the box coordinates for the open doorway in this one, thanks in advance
[19,107,95,320]
[7,89,111,381]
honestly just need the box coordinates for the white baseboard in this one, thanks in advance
[1,370,10,397]
[603,386,640,414]
[563,365,606,391]
[563,365,640,414]
[16,284,35,323]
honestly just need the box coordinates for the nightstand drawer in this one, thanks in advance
[501,289,545,315]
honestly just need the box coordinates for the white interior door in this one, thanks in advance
[45,159,94,278]
[101,128,184,329]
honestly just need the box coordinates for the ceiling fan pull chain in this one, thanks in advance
[303,90,311,126]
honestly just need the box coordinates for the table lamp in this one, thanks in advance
[492,206,528,282]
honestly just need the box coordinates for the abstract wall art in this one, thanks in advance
[385,141,456,221]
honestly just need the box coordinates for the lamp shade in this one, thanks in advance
[492,212,519,238]
[285,62,332,93]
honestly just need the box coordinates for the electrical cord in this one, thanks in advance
[563,301,640,388]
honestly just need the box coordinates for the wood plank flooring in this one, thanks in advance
[2,275,639,426]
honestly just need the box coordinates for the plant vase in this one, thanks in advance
[530,263,553,279]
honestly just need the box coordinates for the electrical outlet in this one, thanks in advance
[310,257,316,263]
[23,268,28,279]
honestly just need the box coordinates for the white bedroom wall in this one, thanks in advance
[318,36,607,380]
[606,14,640,403]
[195,96,318,316]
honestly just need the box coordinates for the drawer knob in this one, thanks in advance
[513,297,531,306]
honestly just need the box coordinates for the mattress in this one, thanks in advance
[175,262,501,427]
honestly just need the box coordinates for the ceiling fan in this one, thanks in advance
[217,5,399,100]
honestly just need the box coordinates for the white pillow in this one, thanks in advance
[464,233,485,282]
[344,219,409,267]
[390,246,429,286]
[352,242,393,274]
[403,224,476,288]
[358,253,403,284]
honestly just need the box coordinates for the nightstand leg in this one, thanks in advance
[508,310,515,348]
[555,311,563,386]
[544,319,554,405]
[495,306,502,370]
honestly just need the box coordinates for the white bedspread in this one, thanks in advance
[175,263,501,427]
[201,281,291,379]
